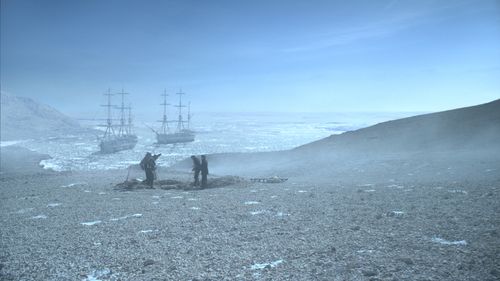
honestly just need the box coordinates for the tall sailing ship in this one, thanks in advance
[98,89,138,153]
[155,89,195,144]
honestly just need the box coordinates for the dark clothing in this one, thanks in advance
[140,153,161,188]
[201,158,208,188]
[191,157,201,186]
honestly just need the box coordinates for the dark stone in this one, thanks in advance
[399,257,414,265]
[362,269,378,277]
[375,214,383,220]
[490,268,500,277]
[143,259,155,267]
[351,226,361,231]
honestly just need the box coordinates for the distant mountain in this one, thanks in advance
[0,92,84,141]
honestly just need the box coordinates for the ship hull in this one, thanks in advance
[156,131,195,144]
[99,135,138,153]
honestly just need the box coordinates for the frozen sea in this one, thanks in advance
[2,112,418,171]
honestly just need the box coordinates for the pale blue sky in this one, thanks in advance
[1,0,499,115]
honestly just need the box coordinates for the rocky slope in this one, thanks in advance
[175,99,500,178]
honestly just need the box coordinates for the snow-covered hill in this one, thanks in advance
[0,92,84,141]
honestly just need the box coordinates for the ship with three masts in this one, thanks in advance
[154,89,195,144]
[98,89,138,153]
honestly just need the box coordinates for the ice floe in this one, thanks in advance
[190,207,200,210]
[275,212,290,217]
[81,220,102,226]
[152,195,160,199]
[431,237,467,246]
[297,190,308,193]
[110,214,142,221]
[171,196,183,199]
[358,184,374,187]
[270,195,278,199]
[187,198,198,201]
[139,230,154,233]
[32,215,47,219]
[251,259,284,270]
[47,203,61,207]
[363,189,376,192]
[250,210,266,215]
[244,201,260,205]
[98,192,106,195]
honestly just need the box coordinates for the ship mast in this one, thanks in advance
[127,103,133,135]
[175,89,186,131]
[116,89,129,136]
[160,89,170,134]
[187,101,191,130]
[101,88,115,139]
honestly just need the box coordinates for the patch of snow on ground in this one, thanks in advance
[47,203,61,207]
[251,259,284,270]
[82,268,112,281]
[448,189,468,194]
[110,214,142,221]
[244,201,260,205]
[13,208,34,214]
[431,237,467,246]
[81,220,102,226]
[61,182,87,188]
[32,215,47,219]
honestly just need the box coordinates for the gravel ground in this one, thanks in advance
[1,155,499,281]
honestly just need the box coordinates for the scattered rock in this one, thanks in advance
[351,226,361,231]
[143,259,155,267]
[399,257,414,265]
[362,269,378,277]
[250,176,287,183]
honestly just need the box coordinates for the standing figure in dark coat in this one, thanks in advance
[191,155,201,186]
[140,152,161,188]
[201,155,209,188]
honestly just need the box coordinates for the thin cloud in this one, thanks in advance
[279,1,480,54]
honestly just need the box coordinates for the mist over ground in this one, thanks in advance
[1,0,500,280]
